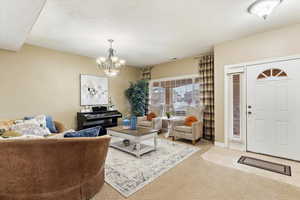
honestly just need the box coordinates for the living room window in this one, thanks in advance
[150,76,200,116]
[150,83,165,105]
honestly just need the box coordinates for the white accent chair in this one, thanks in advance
[137,105,163,131]
[172,105,205,145]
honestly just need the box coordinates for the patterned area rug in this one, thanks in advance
[104,138,199,197]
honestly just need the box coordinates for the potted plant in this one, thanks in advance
[125,80,148,116]
[166,111,171,119]
[125,80,148,129]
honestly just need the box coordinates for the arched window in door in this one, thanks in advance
[257,68,287,80]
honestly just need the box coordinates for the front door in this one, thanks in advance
[246,59,300,161]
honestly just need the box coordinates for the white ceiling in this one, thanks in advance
[2,0,300,66]
[0,0,46,51]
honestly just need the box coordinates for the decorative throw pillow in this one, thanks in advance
[23,116,34,120]
[14,120,25,124]
[1,131,22,138]
[22,119,40,125]
[45,116,58,133]
[11,123,51,137]
[0,120,14,131]
[147,112,157,121]
[25,115,57,133]
[184,116,198,126]
[34,115,47,128]
[64,126,101,138]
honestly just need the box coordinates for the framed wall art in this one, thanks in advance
[80,75,108,106]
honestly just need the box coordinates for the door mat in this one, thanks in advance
[238,156,291,176]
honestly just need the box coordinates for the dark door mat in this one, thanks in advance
[238,156,291,176]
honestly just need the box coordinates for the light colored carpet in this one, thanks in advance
[104,137,199,197]
[91,138,300,200]
[202,146,300,188]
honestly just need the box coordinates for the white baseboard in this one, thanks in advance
[214,141,226,148]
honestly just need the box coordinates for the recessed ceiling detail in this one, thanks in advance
[0,0,46,51]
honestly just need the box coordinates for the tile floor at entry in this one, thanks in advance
[202,146,300,188]
[93,138,300,200]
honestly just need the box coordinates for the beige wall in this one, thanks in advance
[151,57,199,79]
[0,44,140,129]
[214,23,300,143]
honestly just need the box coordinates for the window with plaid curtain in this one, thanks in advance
[199,55,214,140]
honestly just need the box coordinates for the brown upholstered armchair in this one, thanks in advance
[172,106,205,145]
[0,136,111,200]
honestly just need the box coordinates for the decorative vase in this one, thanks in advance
[122,119,130,129]
[130,115,137,130]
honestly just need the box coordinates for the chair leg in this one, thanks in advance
[192,140,196,145]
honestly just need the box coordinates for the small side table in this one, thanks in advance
[162,116,184,138]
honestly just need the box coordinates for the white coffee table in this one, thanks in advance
[107,126,158,158]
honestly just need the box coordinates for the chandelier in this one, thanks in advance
[96,39,126,77]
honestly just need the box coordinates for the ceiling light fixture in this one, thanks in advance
[96,39,126,77]
[248,0,283,20]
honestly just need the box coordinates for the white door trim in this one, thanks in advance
[224,67,247,150]
[224,54,300,151]
[224,54,300,69]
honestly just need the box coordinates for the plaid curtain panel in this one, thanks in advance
[199,55,214,140]
[141,66,153,114]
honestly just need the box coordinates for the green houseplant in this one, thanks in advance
[125,80,148,116]
[166,111,171,119]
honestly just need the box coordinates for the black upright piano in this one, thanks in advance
[77,110,122,135]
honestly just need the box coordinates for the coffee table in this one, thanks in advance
[107,126,158,158]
